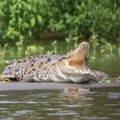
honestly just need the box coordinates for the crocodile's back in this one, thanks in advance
[2,55,63,81]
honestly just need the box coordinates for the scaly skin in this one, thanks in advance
[0,41,108,83]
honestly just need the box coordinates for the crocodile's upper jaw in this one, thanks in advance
[68,41,89,69]
[53,41,91,83]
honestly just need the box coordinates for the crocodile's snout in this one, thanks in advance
[79,41,90,49]
[79,41,90,56]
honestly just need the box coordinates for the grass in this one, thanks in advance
[0,37,120,62]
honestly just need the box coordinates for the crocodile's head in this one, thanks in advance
[52,41,91,83]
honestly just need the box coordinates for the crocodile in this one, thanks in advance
[0,41,110,83]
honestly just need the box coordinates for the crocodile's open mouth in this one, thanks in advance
[67,41,90,69]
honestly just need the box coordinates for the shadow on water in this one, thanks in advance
[0,87,120,120]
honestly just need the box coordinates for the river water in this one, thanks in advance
[0,87,120,120]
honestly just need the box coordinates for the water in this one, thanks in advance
[0,88,120,120]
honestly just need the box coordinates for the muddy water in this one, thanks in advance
[0,87,120,120]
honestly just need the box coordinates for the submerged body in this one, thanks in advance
[0,41,108,83]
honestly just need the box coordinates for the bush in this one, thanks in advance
[0,0,45,41]
[45,0,120,41]
[0,0,120,42]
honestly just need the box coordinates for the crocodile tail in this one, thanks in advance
[89,70,109,82]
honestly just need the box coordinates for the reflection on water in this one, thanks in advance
[0,88,120,120]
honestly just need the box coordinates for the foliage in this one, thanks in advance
[89,33,120,60]
[0,0,45,41]
[0,0,120,42]
[0,38,119,63]
[0,44,8,62]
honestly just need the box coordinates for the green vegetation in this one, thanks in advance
[0,36,120,62]
[0,0,120,42]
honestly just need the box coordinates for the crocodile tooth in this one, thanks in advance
[83,69,87,74]
[79,69,82,74]
[88,68,90,72]
[84,69,87,73]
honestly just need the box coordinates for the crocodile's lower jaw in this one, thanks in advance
[53,70,91,83]
[53,74,90,83]
[52,60,91,83]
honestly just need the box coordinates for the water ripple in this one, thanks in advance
[0,88,119,120]
[0,100,38,104]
